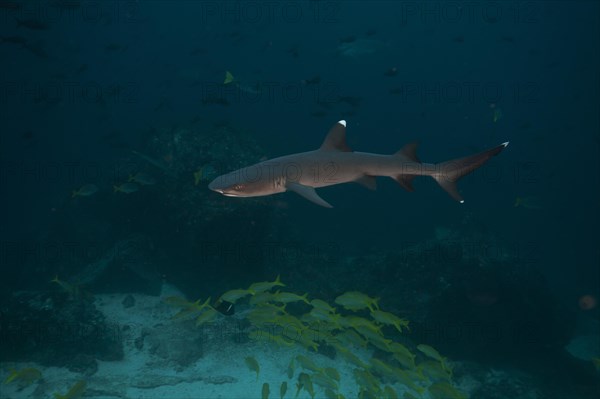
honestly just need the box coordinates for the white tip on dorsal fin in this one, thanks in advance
[320,120,352,152]
[501,141,509,147]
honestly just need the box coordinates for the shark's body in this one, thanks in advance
[208,120,508,207]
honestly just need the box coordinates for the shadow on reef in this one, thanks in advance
[259,224,599,395]
[0,290,123,375]
[3,122,285,298]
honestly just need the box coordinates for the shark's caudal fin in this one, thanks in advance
[392,141,509,202]
[433,142,509,203]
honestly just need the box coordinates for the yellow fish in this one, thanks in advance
[335,291,379,312]
[219,289,252,303]
[272,291,309,304]
[428,381,467,399]
[71,184,98,198]
[262,382,270,399]
[280,381,287,399]
[54,380,86,399]
[245,356,260,381]
[224,70,235,84]
[370,310,410,332]
[248,275,285,293]
[128,172,156,185]
[194,168,204,185]
[3,368,42,385]
[113,182,139,193]
[514,196,543,209]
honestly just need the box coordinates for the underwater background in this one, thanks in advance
[0,1,599,398]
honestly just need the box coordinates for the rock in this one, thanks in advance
[122,294,135,309]
[145,321,203,367]
[202,375,237,384]
[0,291,123,368]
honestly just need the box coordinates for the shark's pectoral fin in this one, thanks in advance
[354,175,377,190]
[287,182,333,208]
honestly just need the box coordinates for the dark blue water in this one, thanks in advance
[1,1,598,398]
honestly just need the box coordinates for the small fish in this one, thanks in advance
[311,371,338,391]
[384,67,398,77]
[322,367,340,382]
[383,385,399,399]
[335,291,379,312]
[298,373,314,399]
[222,70,260,94]
[492,107,502,123]
[272,291,309,304]
[202,96,230,106]
[219,289,253,303]
[22,40,49,59]
[195,308,218,326]
[54,380,86,399]
[280,381,288,399]
[16,18,49,30]
[287,358,295,379]
[193,169,203,185]
[336,38,385,58]
[514,196,543,210]
[105,42,126,51]
[194,165,217,185]
[245,356,260,381]
[262,382,270,399]
[370,310,410,332]
[3,367,42,385]
[416,344,445,362]
[0,1,21,10]
[248,275,285,293]
[310,299,336,313]
[128,172,156,185]
[72,184,98,198]
[113,182,139,194]
[51,275,74,293]
[224,70,235,84]
[427,381,467,399]
[301,76,321,86]
[296,355,321,373]
[0,35,27,45]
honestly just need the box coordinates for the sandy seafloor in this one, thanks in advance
[0,284,506,399]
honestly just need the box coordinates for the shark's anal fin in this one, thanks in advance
[393,175,416,192]
[286,182,333,208]
[354,175,377,190]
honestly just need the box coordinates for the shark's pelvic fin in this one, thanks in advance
[287,182,333,208]
[319,120,352,152]
[354,175,377,190]
[393,141,421,191]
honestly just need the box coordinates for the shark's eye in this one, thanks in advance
[233,184,244,191]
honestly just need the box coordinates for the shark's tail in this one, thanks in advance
[433,142,509,202]
[394,141,509,202]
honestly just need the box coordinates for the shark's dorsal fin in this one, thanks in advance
[319,120,352,152]
[395,141,420,163]
[286,182,333,208]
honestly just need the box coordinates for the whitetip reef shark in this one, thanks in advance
[208,120,508,207]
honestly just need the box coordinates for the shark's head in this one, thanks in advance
[208,164,284,198]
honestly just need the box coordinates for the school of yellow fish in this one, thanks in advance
[165,275,469,399]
